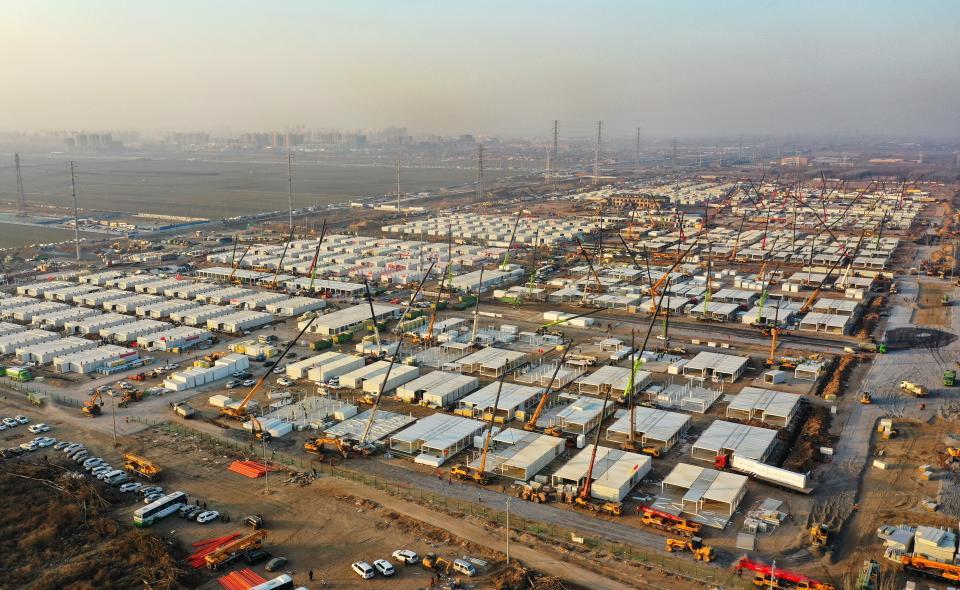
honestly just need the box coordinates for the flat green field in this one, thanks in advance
[0,222,93,249]
[1,153,512,220]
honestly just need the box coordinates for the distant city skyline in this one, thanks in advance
[2,1,959,139]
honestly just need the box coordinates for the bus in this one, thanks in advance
[250,575,294,590]
[133,491,187,527]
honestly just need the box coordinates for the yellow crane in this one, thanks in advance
[523,343,572,437]
[647,240,698,313]
[450,372,508,485]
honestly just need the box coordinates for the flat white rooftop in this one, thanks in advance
[692,420,777,461]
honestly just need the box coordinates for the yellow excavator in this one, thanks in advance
[304,436,352,458]
[665,537,715,562]
[82,391,104,417]
[859,391,873,404]
[422,553,452,575]
[450,372,508,485]
[809,523,829,547]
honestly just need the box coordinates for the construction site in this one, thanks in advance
[3,163,960,590]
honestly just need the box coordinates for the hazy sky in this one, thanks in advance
[3,0,959,138]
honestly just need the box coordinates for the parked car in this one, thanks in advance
[0,424,6,432]
[452,559,477,577]
[391,549,418,564]
[272,365,286,374]
[276,378,293,387]
[2,417,19,428]
[196,510,220,524]
[19,442,38,452]
[373,559,395,577]
[264,557,288,572]
[242,379,255,387]
[28,423,50,434]
[352,561,375,579]
[53,441,70,450]
[15,415,28,425]
[83,457,103,468]
[72,451,90,462]
[184,506,204,519]
[244,549,271,565]
[35,437,56,448]
[109,474,131,486]
[91,465,113,476]
[119,482,142,493]
[139,486,163,497]
[144,493,164,503]
[63,443,84,454]
[226,379,241,389]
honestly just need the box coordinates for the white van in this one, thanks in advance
[99,469,123,481]
[452,559,476,577]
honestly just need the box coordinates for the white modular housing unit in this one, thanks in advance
[605,407,691,451]
[0,297,39,313]
[134,278,182,294]
[0,329,59,354]
[31,307,100,330]
[286,352,342,380]
[455,382,544,422]
[198,287,255,305]
[395,371,479,406]
[163,353,248,391]
[300,303,401,336]
[339,360,393,389]
[551,446,651,502]
[0,322,25,337]
[135,299,200,319]
[361,364,420,395]
[725,386,801,428]
[76,289,131,308]
[479,428,565,481]
[389,413,486,466]
[233,292,289,310]
[6,302,69,322]
[100,319,168,343]
[660,463,748,520]
[53,345,138,374]
[265,296,326,317]
[64,313,134,336]
[43,284,101,302]
[206,310,272,333]
[136,326,212,351]
[691,420,778,463]
[17,280,72,297]
[78,270,125,285]
[304,353,365,382]
[165,281,219,300]
[104,294,161,314]
[171,304,232,326]
[17,336,98,364]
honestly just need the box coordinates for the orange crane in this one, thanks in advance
[123,453,162,482]
[736,557,836,590]
[574,238,604,305]
[205,530,267,570]
[639,506,702,537]
[450,371,508,484]
[220,314,318,422]
[269,229,295,289]
[647,240,698,313]
[572,391,622,516]
[523,343,572,437]
[227,244,253,284]
[897,552,960,582]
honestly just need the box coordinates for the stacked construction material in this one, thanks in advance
[218,568,267,590]
[186,534,241,569]
[228,460,274,478]
[914,525,958,563]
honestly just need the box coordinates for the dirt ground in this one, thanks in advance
[913,281,950,326]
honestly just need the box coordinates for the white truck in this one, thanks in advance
[900,381,928,397]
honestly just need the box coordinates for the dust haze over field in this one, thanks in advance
[0,154,513,219]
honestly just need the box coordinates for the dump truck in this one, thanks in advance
[172,401,196,419]
[900,380,928,397]
[664,537,714,561]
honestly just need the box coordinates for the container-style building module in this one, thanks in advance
[549,394,616,435]
[395,371,479,407]
[265,296,326,317]
[136,326,212,352]
[658,463,748,527]
[691,420,777,463]
[575,365,651,398]
[455,382,543,422]
[17,337,98,364]
[445,347,527,377]
[100,319,168,343]
[0,329,59,354]
[6,302,70,323]
[31,307,100,330]
[305,353,366,382]
[605,407,691,451]
[64,313,134,336]
[361,364,419,395]
[53,345,139,374]
[477,428,565,481]
[725,387,801,427]
[389,413,487,466]
[0,322,25,337]
[551,446,651,502]
[682,351,748,383]
[300,303,400,336]
[206,310,272,334]
[17,280,72,297]
[287,352,342,380]
[171,304,232,327]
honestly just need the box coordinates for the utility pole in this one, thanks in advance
[476,144,484,202]
[552,120,559,189]
[505,497,511,563]
[593,121,602,185]
[396,157,402,212]
[287,152,294,232]
[14,154,26,217]
[69,161,81,261]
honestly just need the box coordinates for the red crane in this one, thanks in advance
[736,557,836,590]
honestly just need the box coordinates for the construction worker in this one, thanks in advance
[308,570,313,581]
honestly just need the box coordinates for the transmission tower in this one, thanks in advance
[69,161,80,261]
[476,144,484,202]
[14,154,26,217]
[593,120,602,185]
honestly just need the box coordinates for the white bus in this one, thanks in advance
[133,491,187,527]
[250,575,294,590]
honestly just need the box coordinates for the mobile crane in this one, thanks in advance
[647,240,698,313]
[305,220,328,292]
[639,506,702,537]
[897,552,960,582]
[523,343,572,438]
[227,245,253,285]
[220,314,317,422]
[268,229,295,289]
[572,392,622,516]
[735,557,837,590]
[622,280,669,455]
[123,453,162,482]
[303,436,352,458]
[450,372,507,485]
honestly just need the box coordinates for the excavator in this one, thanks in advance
[117,388,143,408]
[859,391,873,404]
[82,391,104,417]
[640,506,702,537]
[809,523,829,547]
[736,557,837,590]
[665,537,715,562]
[422,553,452,575]
[205,530,267,570]
[123,453,162,482]
[450,372,508,485]
[572,392,622,516]
[220,314,318,423]
[304,436,352,459]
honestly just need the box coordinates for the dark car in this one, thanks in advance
[244,549,271,565]
[264,556,288,572]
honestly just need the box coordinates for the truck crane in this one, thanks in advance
[268,229,294,289]
[574,237,604,305]
[897,552,960,582]
[639,506,702,537]
[735,557,837,590]
[648,240,698,313]
[523,343,573,437]
[82,390,104,417]
[123,453,162,482]
[306,220,328,292]
[499,210,524,269]
[572,391,622,516]
[220,314,318,423]
[450,371,508,485]
[205,530,267,570]
[227,244,253,285]
[623,285,667,454]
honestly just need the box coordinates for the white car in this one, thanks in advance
[276,378,293,387]
[144,493,164,503]
[91,466,112,476]
[242,379,255,387]
[83,458,103,469]
[2,418,18,428]
[28,423,50,434]
[391,550,419,564]
[0,423,6,432]
[196,510,219,524]
[35,437,56,447]
[351,561,375,580]
[64,443,84,453]
[15,415,28,425]
[272,365,286,374]
[373,559,395,577]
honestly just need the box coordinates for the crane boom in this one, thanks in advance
[362,278,383,357]
[524,343,572,431]
[501,210,524,269]
[307,219,328,291]
[228,245,253,283]
[270,229,295,288]
[579,391,610,501]
[478,371,509,474]
[648,240,698,312]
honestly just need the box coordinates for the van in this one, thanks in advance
[99,469,123,481]
[452,559,476,577]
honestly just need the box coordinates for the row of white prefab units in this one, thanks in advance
[163,354,250,392]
